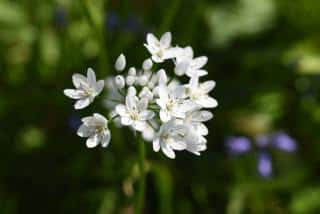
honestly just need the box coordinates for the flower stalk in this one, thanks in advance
[135,137,146,213]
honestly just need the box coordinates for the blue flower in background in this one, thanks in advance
[105,12,147,34]
[68,113,82,132]
[106,12,120,31]
[54,6,68,28]
[226,131,297,178]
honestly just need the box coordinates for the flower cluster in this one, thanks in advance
[64,32,218,159]
[225,131,297,178]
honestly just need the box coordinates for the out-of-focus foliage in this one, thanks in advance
[0,0,319,213]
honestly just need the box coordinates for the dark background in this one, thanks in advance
[0,0,320,213]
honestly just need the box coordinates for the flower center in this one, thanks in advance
[165,99,174,111]
[130,110,140,120]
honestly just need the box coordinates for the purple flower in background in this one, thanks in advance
[258,152,272,178]
[272,131,297,152]
[225,131,297,178]
[225,136,251,155]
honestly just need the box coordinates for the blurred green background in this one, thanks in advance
[1,0,320,213]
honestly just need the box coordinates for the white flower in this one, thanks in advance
[115,94,155,131]
[153,119,187,159]
[64,68,104,109]
[144,32,178,63]
[183,110,213,136]
[184,131,207,155]
[174,46,208,77]
[115,54,126,71]
[175,110,212,155]
[156,70,193,122]
[77,113,111,148]
[186,75,218,108]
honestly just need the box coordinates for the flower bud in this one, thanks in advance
[138,75,149,86]
[127,86,137,96]
[128,67,136,76]
[115,54,126,72]
[139,87,153,100]
[126,75,135,86]
[115,75,125,89]
[142,58,153,70]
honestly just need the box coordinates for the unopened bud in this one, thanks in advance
[126,75,135,86]
[115,54,126,72]
[115,75,125,89]
[142,58,153,70]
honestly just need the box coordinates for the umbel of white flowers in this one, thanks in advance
[64,32,218,159]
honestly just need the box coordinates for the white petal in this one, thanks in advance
[162,48,179,60]
[172,86,185,99]
[75,98,91,109]
[72,73,87,88]
[115,54,126,71]
[77,124,91,137]
[179,101,197,113]
[86,134,99,148]
[160,110,171,122]
[93,113,108,124]
[156,98,166,109]
[184,46,194,58]
[191,111,213,122]
[115,104,127,116]
[162,144,176,159]
[186,69,208,77]
[189,75,199,89]
[138,98,148,111]
[171,107,185,119]
[94,80,104,96]
[200,81,216,93]
[197,97,218,108]
[160,32,172,48]
[175,61,189,76]
[139,110,155,120]
[101,131,111,148]
[158,69,168,86]
[192,56,207,69]
[87,68,96,85]
[153,138,161,152]
[64,89,82,99]
[121,116,133,126]
[151,55,164,63]
[133,121,146,131]
[158,86,169,102]
[197,123,209,136]
[125,95,137,111]
[146,33,159,47]
[169,139,186,151]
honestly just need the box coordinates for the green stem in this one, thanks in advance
[159,0,181,34]
[82,0,110,76]
[135,137,146,214]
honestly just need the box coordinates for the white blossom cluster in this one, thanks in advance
[64,32,218,159]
